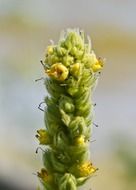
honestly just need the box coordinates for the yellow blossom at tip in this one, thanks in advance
[46,63,69,81]
[78,162,98,177]
[37,168,53,183]
[36,129,50,145]
[74,135,85,145]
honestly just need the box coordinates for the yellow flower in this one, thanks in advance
[36,129,50,145]
[78,162,98,177]
[37,168,53,183]
[91,57,104,72]
[74,135,85,145]
[46,63,69,81]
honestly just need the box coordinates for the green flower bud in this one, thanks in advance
[76,176,90,186]
[59,173,77,190]
[50,151,68,173]
[67,87,78,96]
[50,54,60,64]
[70,63,82,77]
[66,76,79,96]
[47,46,54,55]
[62,55,74,66]
[59,95,75,113]
[44,54,60,65]
[60,109,71,126]
[69,116,86,137]
[53,131,69,150]
[55,46,67,56]
[65,31,84,50]
[68,144,90,163]
[70,46,84,59]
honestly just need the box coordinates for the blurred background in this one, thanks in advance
[0,0,136,189]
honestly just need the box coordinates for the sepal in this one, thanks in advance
[59,173,77,190]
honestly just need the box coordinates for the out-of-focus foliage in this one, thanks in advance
[114,137,136,190]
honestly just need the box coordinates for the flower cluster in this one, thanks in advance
[36,29,103,190]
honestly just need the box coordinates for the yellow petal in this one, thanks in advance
[46,63,69,81]
[78,162,98,177]
[36,129,50,145]
[74,135,85,145]
[91,58,104,72]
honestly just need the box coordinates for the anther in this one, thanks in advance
[35,77,44,82]
[35,147,45,154]
[93,103,97,107]
[93,122,99,127]
[40,60,45,69]
[38,102,45,112]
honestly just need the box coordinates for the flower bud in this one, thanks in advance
[56,46,66,56]
[59,173,77,190]
[62,55,74,66]
[59,95,75,113]
[47,46,54,55]
[70,46,84,59]
[70,63,81,77]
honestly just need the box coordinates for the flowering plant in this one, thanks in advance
[36,29,103,190]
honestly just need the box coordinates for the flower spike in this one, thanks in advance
[35,29,104,190]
